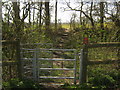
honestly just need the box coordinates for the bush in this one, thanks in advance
[61,65,119,89]
[3,78,44,89]
[88,65,119,88]
[89,75,116,88]
[61,83,93,89]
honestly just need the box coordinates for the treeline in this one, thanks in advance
[2,1,52,42]
[2,1,120,44]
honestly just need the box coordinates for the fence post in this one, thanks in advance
[33,49,36,81]
[33,48,39,81]
[74,50,77,85]
[36,48,39,82]
[118,48,120,70]
[16,40,22,79]
[79,45,88,84]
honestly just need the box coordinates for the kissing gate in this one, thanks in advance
[20,44,77,85]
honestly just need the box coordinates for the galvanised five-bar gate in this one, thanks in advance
[20,47,77,85]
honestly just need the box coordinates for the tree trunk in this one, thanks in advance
[45,2,50,27]
[45,2,50,36]
[12,2,21,40]
[100,2,104,30]
[100,2,105,41]
[39,2,42,30]
[80,2,83,25]
[114,2,120,27]
[7,7,11,27]
[55,0,58,30]
[28,3,31,25]
[90,2,94,27]
[33,2,35,26]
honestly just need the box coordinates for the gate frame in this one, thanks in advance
[21,47,77,84]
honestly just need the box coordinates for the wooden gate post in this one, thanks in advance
[79,45,88,84]
[16,40,22,79]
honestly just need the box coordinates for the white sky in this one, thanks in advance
[50,0,118,23]
[51,1,77,23]
[2,0,120,23]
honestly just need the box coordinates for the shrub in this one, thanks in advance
[3,78,44,89]
[88,65,119,88]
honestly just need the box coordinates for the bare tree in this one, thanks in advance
[39,2,43,30]
[99,2,105,41]
[12,1,21,40]
[12,1,29,40]
[70,13,77,29]
[55,0,58,30]
[66,2,95,27]
[45,2,50,37]
[32,2,35,26]
[45,2,50,27]
[100,2,104,30]
[28,2,31,25]
[80,1,83,25]
[105,2,120,27]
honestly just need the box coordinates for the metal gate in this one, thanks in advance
[20,46,77,85]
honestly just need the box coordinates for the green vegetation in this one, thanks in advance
[3,78,45,89]
[61,65,120,89]
[2,1,120,89]
[61,23,70,29]
[88,65,120,89]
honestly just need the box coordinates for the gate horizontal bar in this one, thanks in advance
[38,58,75,61]
[21,58,75,61]
[24,65,32,68]
[24,71,31,74]
[39,68,75,70]
[20,43,53,46]
[20,48,76,51]
[20,51,34,53]
[24,67,32,70]
[21,51,52,53]
[21,58,33,60]
[21,48,36,50]
[39,76,74,79]
[39,49,76,51]
[39,83,64,86]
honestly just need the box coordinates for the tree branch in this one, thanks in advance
[66,2,94,26]
[66,2,92,22]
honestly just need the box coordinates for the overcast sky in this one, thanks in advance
[2,0,120,23]
[51,1,78,23]
[50,0,120,23]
